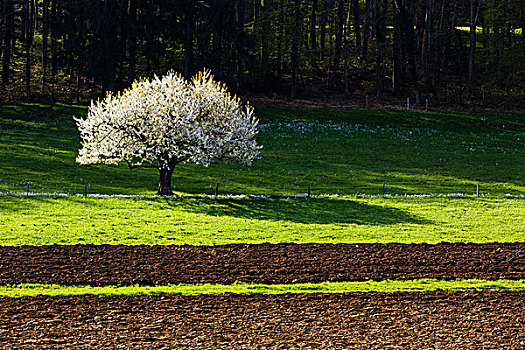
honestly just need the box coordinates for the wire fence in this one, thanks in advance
[1,181,523,199]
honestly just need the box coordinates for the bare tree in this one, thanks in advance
[50,0,58,101]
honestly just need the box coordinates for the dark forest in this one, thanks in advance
[0,0,524,108]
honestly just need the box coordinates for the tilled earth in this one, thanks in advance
[1,243,524,285]
[0,291,524,349]
[2,243,524,348]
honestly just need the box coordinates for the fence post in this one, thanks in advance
[382,182,385,197]
[308,184,311,198]
[425,99,428,111]
[27,183,30,196]
[85,184,88,196]
[407,97,410,111]
[215,183,219,197]
[365,94,369,108]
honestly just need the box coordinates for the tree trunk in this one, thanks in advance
[310,0,318,51]
[308,0,322,81]
[76,61,80,104]
[25,0,35,102]
[392,0,401,94]
[319,0,327,58]
[468,0,477,97]
[352,0,361,52]
[128,0,137,84]
[362,0,371,59]
[393,0,420,103]
[236,0,246,91]
[424,0,432,98]
[101,0,117,93]
[375,0,386,97]
[116,3,127,91]
[0,3,3,65]
[291,0,301,98]
[433,0,447,92]
[50,0,58,102]
[454,25,465,105]
[158,167,175,196]
[41,0,49,94]
[333,0,346,68]
[0,1,3,51]
[259,1,270,80]
[521,0,525,55]
[157,157,178,196]
[184,1,194,80]
[344,0,350,94]
[276,4,284,80]
[1,0,14,84]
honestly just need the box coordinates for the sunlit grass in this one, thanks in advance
[0,195,523,246]
[1,279,524,298]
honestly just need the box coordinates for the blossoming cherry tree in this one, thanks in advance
[76,71,260,195]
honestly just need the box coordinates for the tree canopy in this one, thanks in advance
[76,71,260,195]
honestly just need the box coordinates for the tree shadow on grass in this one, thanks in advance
[0,194,432,226]
[178,197,432,226]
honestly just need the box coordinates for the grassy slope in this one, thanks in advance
[2,279,525,298]
[0,104,523,246]
[1,104,524,197]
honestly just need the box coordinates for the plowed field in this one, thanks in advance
[1,243,524,285]
[2,243,524,348]
[1,291,524,349]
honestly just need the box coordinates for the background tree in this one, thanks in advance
[0,0,523,107]
[1,0,14,85]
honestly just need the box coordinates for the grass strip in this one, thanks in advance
[1,195,524,245]
[1,279,524,298]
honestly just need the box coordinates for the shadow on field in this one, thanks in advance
[177,197,432,226]
[0,193,431,226]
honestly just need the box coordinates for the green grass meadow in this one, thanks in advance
[0,104,524,246]
[1,104,524,197]
[0,104,524,296]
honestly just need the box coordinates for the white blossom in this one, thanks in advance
[76,71,260,194]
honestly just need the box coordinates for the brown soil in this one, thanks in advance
[1,243,523,286]
[0,290,523,349]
